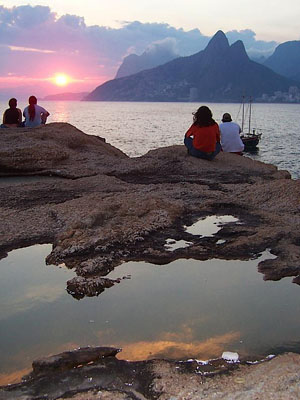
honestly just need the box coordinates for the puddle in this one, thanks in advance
[0,245,75,321]
[165,238,193,251]
[164,215,238,250]
[1,245,300,385]
[184,215,239,236]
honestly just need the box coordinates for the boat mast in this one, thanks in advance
[241,95,245,132]
[248,96,252,134]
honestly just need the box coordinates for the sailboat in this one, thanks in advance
[240,96,262,151]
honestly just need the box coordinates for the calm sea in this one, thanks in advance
[1,100,300,178]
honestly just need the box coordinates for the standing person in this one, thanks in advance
[219,113,244,154]
[23,95,50,128]
[184,105,221,160]
[1,98,22,127]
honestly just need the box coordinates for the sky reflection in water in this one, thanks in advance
[184,215,239,236]
[1,243,300,385]
[165,215,239,251]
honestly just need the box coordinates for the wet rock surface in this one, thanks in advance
[30,346,121,376]
[0,123,300,398]
[0,349,299,399]
[0,347,155,400]
[66,276,120,299]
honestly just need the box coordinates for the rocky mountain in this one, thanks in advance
[264,40,300,82]
[43,92,88,101]
[85,31,297,102]
[115,45,179,79]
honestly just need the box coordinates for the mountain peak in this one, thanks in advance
[229,40,249,62]
[204,30,229,54]
[86,30,296,102]
[264,40,300,80]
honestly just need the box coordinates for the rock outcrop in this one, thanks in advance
[30,346,121,376]
[1,122,300,398]
[0,122,300,296]
[1,349,299,399]
[0,122,127,178]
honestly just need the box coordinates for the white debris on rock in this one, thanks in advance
[222,351,239,362]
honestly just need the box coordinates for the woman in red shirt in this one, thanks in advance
[184,106,221,160]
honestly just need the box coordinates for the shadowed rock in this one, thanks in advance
[293,275,300,285]
[1,352,300,399]
[66,276,119,299]
[31,346,121,376]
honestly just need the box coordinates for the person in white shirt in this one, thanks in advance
[23,95,50,128]
[219,113,244,154]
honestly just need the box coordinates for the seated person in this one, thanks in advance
[1,98,22,128]
[219,113,244,154]
[184,105,221,160]
[23,95,50,128]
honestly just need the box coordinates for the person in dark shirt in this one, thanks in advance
[2,98,23,127]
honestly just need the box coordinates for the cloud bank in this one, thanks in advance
[0,5,279,97]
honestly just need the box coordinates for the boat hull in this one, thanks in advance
[241,135,260,150]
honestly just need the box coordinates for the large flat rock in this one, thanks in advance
[0,123,299,397]
[0,123,298,290]
[1,351,299,399]
[0,122,127,178]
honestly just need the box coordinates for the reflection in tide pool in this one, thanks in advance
[0,245,75,384]
[107,251,300,362]
[165,216,239,251]
[0,245,74,320]
[165,239,193,251]
[185,215,239,236]
[1,245,300,385]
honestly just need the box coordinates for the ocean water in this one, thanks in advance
[1,101,300,385]
[1,100,300,178]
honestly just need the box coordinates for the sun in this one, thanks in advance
[54,74,69,86]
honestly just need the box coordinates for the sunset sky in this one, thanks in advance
[1,0,300,98]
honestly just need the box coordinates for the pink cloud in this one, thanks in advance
[0,5,277,97]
